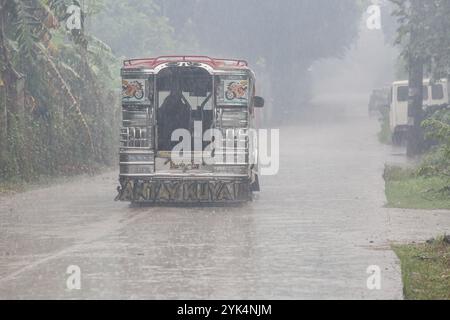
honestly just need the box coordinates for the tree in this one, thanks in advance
[0,0,119,180]
[390,0,450,156]
[88,0,177,58]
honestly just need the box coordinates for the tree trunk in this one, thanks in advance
[406,0,425,157]
[406,55,424,157]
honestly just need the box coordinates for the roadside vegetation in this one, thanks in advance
[383,106,450,210]
[384,166,450,210]
[393,236,450,300]
[379,1,450,210]
[0,0,121,189]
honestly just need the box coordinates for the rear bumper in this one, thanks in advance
[116,176,252,203]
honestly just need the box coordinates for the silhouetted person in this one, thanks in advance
[158,89,190,151]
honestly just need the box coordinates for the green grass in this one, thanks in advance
[384,166,450,210]
[393,238,450,300]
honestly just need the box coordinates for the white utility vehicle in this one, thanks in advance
[389,79,449,145]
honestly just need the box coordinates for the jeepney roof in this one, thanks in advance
[122,55,250,72]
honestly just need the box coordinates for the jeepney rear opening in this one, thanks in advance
[156,66,213,153]
[116,56,263,204]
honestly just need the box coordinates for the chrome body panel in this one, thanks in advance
[117,57,259,203]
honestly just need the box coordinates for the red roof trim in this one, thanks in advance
[123,55,249,69]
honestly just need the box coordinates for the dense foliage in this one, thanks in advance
[391,0,450,79]
[421,108,450,192]
[88,0,178,58]
[0,0,120,181]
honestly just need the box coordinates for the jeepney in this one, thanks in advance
[116,56,264,203]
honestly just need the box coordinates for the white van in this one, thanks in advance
[389,79,449,144]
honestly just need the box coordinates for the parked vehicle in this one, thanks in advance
[116,56,264,203]
[389,79,449,145]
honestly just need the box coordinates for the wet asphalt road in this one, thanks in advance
[0,98,449,299]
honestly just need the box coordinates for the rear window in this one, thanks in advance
[431,84,444,100]
[397,86,428,102]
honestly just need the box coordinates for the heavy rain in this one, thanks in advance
[0,0,449,302]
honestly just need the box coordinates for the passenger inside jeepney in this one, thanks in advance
[157,67,213,151]
[158,81,190,151]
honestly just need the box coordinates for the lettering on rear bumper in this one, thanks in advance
[115,178,251,203]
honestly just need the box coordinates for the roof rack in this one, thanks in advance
[123,55,248,68]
